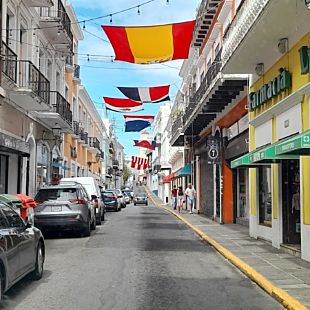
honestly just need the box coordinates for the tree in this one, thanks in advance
[122,164,132,184]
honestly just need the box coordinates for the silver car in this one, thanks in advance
[34,183,96,236]
[0,202,45,301]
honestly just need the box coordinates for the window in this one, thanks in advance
[35,188,78,203]
[1,206,24,228]
[258,166,272,226]
[0,206,8,229]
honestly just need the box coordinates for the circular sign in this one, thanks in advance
[208,148,218,159]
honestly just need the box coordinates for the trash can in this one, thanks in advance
[15,194,37,223]
[0,194,23,214]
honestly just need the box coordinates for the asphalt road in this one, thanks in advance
[2,190,282,310]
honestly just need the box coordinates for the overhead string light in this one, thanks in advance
[110,14,113,24]
[137,5,141,15]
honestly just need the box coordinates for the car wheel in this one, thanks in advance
[96,210,102,226]
[31,241,44,280]
[90,216,96,230]
[0,267,4,302]
[83,218,91,237]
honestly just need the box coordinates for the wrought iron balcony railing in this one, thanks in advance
[2,41,17,83]
[73,64,80,79]
[73,121,79,135]
[89,137,100,150]
[39,0,73,44]
[183,49,222,122]
[18,60,50,104]
[79,129,88,144]
[65,55,73,66]
[50,91,72,126]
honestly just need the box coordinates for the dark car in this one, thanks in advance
[102,191,121,212]
[34,183,96,236]
[0,202,45,301]
[133,193,148,206]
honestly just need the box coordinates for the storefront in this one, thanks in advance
[231,32,310,261]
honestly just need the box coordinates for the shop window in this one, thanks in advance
[237,168,248,219]
[258,166,272,227]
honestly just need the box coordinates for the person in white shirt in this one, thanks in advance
[185,183,196,214]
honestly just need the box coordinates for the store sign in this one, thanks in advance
[299,46,310,74]
[249,69,291,111]
[0,133,30,154]
[206,136,221,164]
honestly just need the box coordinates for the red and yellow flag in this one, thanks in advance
[102,20,195,64]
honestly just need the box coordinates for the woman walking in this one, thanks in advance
[177,186,184,214]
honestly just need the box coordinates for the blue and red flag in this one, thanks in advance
[117,85,170,103]
[103,97,143,113]
[124,115,154,132]
[133,139,156,150]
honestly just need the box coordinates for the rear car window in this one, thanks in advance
[35,188,78,203]
[103,192,114,198]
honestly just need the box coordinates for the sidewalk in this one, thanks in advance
[146,189,310,309]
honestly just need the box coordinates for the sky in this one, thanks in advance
[70,0,200,157]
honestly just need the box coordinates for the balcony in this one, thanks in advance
[35,91,73,132]
[88,137,101,154]
[222,0,309,75]
[24,0,53,7]
[72,121,80,139]
[192,0,222,48]
[65,55,74,73]
[170,115,184,147]
[79,129,88,146]
[39,0,73,51]
[1,41,17,86]
[72,65,81,83]
[11,60,50,111]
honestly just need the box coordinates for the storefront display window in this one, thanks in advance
[237,168,248,219]
[258,166,272,227]
[36,142,49,190]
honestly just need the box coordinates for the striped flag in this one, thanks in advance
[133,139,156,150]
[103,97,143,113]
[117,85,170,103]
[102,21,195,64]
[131,156,150,170]
[124,115,155,132]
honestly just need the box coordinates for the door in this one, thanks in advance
[1,206,35,275]
[282,159,301,244]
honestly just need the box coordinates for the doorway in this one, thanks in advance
[282,159,301,245]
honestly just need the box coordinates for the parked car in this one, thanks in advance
[0,202,45,301]
[34,183,95,236]
[61,177,105,225]
[114,189,126,208]
[102,191,121,212]
[123,193,130,204]
[122,190,133,202]
[133,193,148,206]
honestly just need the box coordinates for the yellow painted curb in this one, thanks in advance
[145,188,308,310]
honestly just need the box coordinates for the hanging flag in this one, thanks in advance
[133,139,156,150]
[124,115,154,132]
[117,85,170,103]
[102,20,196,64]
[131,156,150,170]
[103,97,143,113]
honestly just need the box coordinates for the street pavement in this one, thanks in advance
[2,189,282,310]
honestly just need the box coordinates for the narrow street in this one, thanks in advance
[3,190,281,310]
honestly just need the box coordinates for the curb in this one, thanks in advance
[145,189,308,310]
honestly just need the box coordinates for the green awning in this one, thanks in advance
[231,153,252,169]
[275,131,310,155]
[176,164,192,177]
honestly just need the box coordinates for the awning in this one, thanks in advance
[231,138,300,169]
[176,164,192,177]
[275,131,310,155]
[163,171,176,183]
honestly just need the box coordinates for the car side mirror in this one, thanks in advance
[24,219,32,229]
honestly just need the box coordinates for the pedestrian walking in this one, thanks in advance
[171,185,177,210]
[177,186,184,214]
[185,183,196,214]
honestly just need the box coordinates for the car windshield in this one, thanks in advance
[35,188,78,203]
[103,192,114,199]
[137,193,147,197]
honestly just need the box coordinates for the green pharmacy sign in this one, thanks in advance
[299,46,310,75]
[249,69,291,111]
